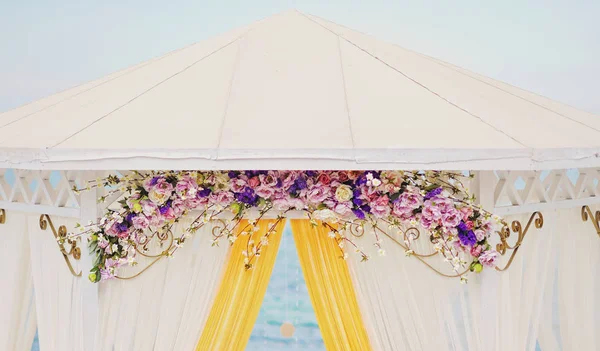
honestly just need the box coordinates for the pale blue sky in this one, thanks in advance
[1,0,599,114]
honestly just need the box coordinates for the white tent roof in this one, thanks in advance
[1,10,599,170]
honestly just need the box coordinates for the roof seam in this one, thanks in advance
[0,38,214,129]
[299,13,530,149]
[415,54,600,134]
[51,36,245,148]
[215,39,243,154]
[335,36,358,154]
[307,12,600,134]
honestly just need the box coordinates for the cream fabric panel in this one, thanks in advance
[538,207,600,351]
[347,214,557,351]
[94,219,230,351]
[28,215,84,351]
[0,212,36,351]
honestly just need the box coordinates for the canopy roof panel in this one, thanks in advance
[1,10,599,170]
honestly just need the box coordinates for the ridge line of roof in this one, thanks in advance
[415,54,600,134]
[305,12,600,133]
[301,13,530,149]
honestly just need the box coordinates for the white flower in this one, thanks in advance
[328,231,336,238]
[312,209,338,223]
[378,249,386,256]
[260,236,269,246]
[343,252,349,260]
[366,173,381,187]
[111,244,119,253]
[335,185,353,202]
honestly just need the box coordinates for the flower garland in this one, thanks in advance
[74,170,502,283]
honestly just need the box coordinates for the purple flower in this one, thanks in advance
[117,222,129,233]
[228,171,239,178]
[458,230,477,247]
[294,177,307,190]
[352,209,365,219]
[125,213,136,224]
[149,177,160,186]
[424,187,443,200]
[197,188,211,198]
[235,187,258,205]
[305,171,317,177]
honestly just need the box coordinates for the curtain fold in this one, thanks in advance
[28,215,84,351]
[0,212,36,351]
[538,206,600,350]
[290,219,373,351]
[94,218,231,351]
[195,219,286,351]
[344,214,557,351]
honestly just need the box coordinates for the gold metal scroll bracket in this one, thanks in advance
[495,211,544,272]
[581,205,600,238]
[0,209,5,224]
[39,214,82,277]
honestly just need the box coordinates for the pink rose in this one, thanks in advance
[479,250,499,267]
[141,200,158,216]
[176,175,197,198]
[255,185,275,199]
[248,176,260,188]
[210,191,234,206]
[442,210,461,228]
[465,221,474,230]
[333,202,353,216]
[259,172,278,187]
[474,229,486,242]
[470,245,483,257]
[230,178,247,193]
[307,185,331,204]
[460,207,473,221]
[132,216,149,230]
[370,196,390,218]
[317,173,331,185]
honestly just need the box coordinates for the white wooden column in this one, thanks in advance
[473,170,496,212]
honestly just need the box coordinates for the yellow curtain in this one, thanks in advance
[290,220,373,351]
[195,219,286,351]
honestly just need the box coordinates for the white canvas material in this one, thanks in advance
[1,11,599,170]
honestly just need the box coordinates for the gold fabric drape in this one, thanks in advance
[195,219,286,351]
[290,220,373,351]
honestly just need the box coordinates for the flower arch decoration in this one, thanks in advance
[74,170,503,283]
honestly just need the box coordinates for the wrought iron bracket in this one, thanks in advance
[39,214,82,277]
[495,211,544,271]
[581,205,600,238]
[0,209,5,224]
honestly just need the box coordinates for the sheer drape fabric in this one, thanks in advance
[196,219,285,351]
[0,212,36,351]
[538,207,600,351]
[95,219,230,351]
[28,215,84,351]
[346,214,557,351]
[290,220,373,351]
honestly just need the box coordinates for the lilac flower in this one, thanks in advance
[197,188,211,198]
[479,250,499,267]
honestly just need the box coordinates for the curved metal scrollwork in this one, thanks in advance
[495,211,544,271]
[0,209,5,224]
[39,214,82,277]
[581,205,600,238]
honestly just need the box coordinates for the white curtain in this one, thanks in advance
[0,212,37,351]
[538,207,600,351]
[94,219,231,351]
[346,213,557,351]
[28,214,85,351]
